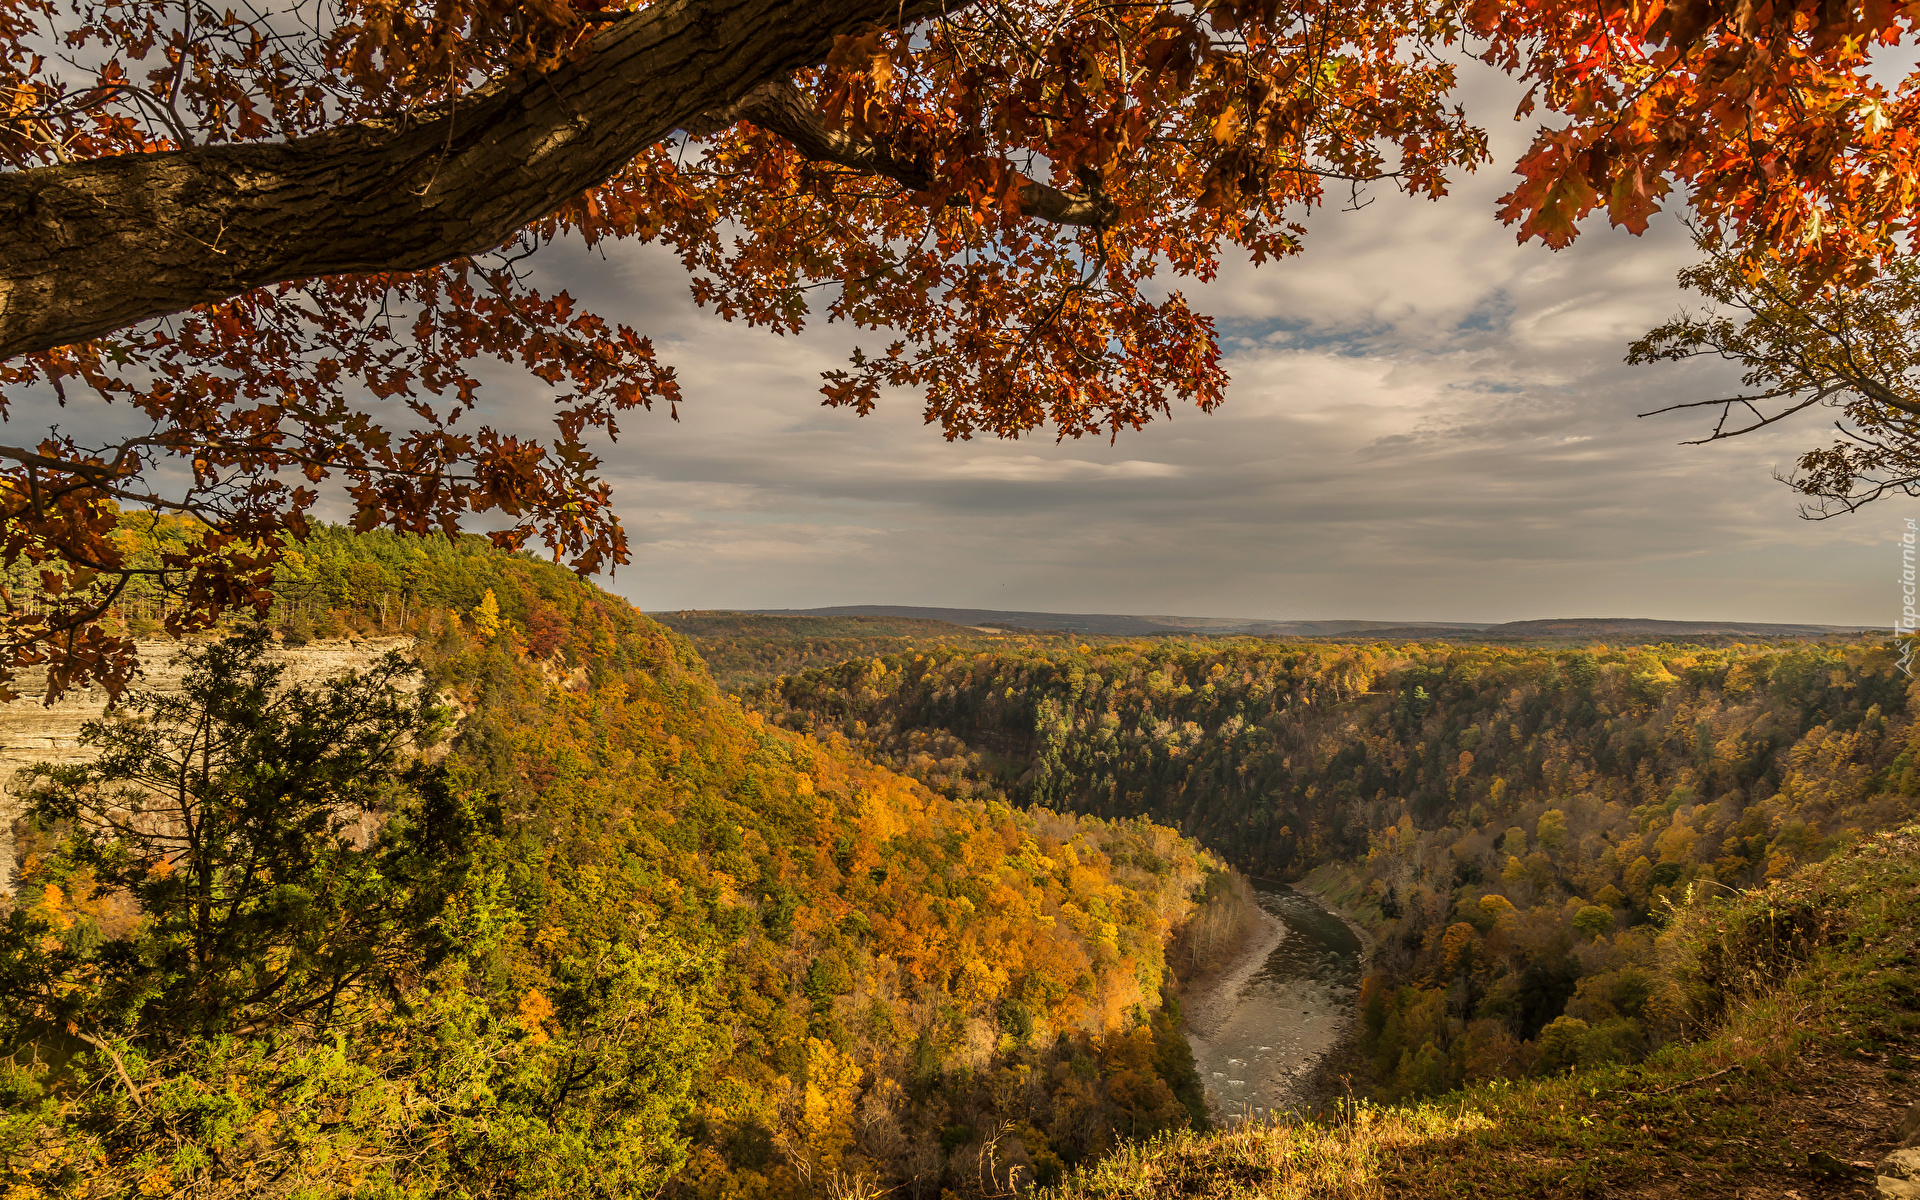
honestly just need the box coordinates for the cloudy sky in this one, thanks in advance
[518,59,1890,629]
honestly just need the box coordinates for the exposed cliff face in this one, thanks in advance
[0,637,412,892]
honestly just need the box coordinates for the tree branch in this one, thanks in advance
[73,1029,146,1108]
[694,78,1118,227]
[0,0,967,359]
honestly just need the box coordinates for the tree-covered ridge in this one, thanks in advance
[744,637,1917,1101]
[3,518,544,644]
[651,610,1072,694]
[3,529,1225,1198]
[653,613,991,640]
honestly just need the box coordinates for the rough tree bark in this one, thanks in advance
[0,0,966,360]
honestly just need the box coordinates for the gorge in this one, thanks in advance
[5,530,1919,1200]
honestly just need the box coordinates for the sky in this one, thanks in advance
[516,58,1895,629]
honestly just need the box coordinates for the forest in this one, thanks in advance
[650,612,1065,695]
[1,528,1233,1199]
[741,635,1916,1101]
[9,0,1920,1186]
[9,527,1919,1196]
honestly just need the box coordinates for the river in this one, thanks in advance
[1182,879,1367,1124]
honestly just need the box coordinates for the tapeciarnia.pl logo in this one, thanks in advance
[1902,518,1918,679]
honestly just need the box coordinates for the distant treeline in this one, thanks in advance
[653,610,1075,693]
[653,612,988,639]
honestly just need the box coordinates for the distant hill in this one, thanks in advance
[1320,616,1881,642]
[742,605,1489,637]
[649,610,983,639]
[1483,616,1878,638]
[736,606,1878,644]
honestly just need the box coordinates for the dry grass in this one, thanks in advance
[1045,1106,1494,1199]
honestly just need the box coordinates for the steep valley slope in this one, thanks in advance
[742,636,1918,1103]
[1,529,1235,1200]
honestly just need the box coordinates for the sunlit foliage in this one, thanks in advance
[1,527,1229,1197]
[745,634,1917,1100]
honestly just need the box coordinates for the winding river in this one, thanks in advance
[1182,880,1367,1123]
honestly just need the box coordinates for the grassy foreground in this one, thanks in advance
[1045,827,1920,1200]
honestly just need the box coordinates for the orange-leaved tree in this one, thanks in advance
[3,0,1918,696]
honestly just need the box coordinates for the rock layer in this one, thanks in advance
[0,637,411,891]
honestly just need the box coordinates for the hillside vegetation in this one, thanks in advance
[745,637,1916,1099]
[651,610,1068,693]
[1043,824,1920,1199]
[13,529,1914,1197]
[2,530,1229,1199]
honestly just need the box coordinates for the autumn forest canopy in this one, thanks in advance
[8,0,1920,694]
[7,530,1920,1198]
[2,529,1240,1198]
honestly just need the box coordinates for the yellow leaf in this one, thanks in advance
[1211,106,1239,144]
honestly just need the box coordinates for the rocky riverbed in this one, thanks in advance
[1181,879,1366,1124]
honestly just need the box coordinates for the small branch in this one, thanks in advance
[686,79,1118,228]
[73,1029,146,1108]
[1646,1062,1743,1096]
[1636,387,1805,418]
[1639,389,1835,444]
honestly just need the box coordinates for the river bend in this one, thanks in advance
[1182,880,1365,1123]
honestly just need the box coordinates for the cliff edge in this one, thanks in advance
[0,637,411,891]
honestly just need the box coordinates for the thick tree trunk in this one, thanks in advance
[0,0,950,359]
